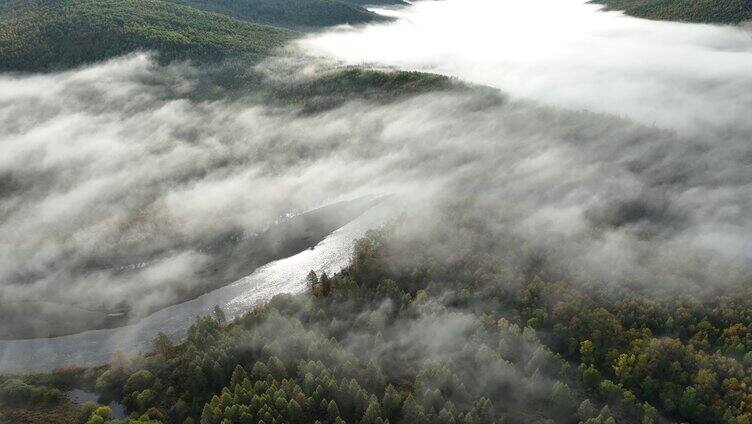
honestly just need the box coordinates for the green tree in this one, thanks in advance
[152,332,174,358]
[382,385,402,420]
[230,364,248,388]
[213,305,227,325]
[327,399,341,423]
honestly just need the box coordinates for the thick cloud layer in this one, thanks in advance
[0,55,410,335]
[301,0,752,137]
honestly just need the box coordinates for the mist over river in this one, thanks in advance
[2,0,751,373]
[0,204,392,373]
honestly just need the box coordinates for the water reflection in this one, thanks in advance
[0,201,392,373]
[67,389,127,420]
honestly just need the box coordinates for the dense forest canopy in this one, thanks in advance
[2,0,752,423]
[3,203,752,423]
[342,0,406,5]
[3,0,750,73]
[0,0,296,72]
[0,0,389,72]
[1,61,751,421]
[163,0,387,30]
[591,0,752,23]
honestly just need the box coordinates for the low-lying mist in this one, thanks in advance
[1,22,750,339]
[298,0,752,286]
[301,0,752,137]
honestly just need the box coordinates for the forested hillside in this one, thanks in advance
[265,67,456,112]
[341,0,406,5]
[164,0,386,29]
[0,0,296,72]
[591,0,752,23]
[4,201,752,423]
[0,0,396,73]
[1,0,750,423]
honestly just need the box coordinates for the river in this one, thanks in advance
[0,201,393,373]
[2,0,751,374]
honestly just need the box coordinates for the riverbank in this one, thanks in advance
[0,198,394,374]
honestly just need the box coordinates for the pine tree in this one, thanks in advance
[230,365,248,389]
[328,400,341,423]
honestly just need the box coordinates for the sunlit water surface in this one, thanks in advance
[0,204,391,373]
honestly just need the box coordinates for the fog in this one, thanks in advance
[298,0,752,284]
[1,0,751,345]
[0,54,414,338]
[301,0,752,136]
[236,295,576,419]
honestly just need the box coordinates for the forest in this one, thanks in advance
[3,0,750,74]
[163,0,387,29]
[2,200,752,423]
[0,0,391,72]
[0,0,295,72]
[1,0,751,423]
[591,0,752,23]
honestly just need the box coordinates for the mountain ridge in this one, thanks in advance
[591,0,752,23]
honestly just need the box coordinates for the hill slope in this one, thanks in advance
[0,0,296,72]
[165,0,387,29]
[592,0,752,23]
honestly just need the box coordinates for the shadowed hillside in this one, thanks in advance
[165,0,388,30]
[344,0,407,4]
[0,0,296,72]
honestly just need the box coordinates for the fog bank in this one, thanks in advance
[2,6,752,341]
[301,0,752,137]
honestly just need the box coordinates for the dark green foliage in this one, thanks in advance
[289,67,454,98]
[343,0,406,5]
[0,365,102,424]
[0,401,86,424]
[153,333,175,358]
[165,0,387,29]
[7,169,752,424]
[10,198,752,423]
[12,199,752,423]
[0,378,62,406]
[213,306,227,325]
[0,0,296,72]
[267,67,457,112]
[591,0,752,23]
[193,61,456,105]
[50,225,645,424]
